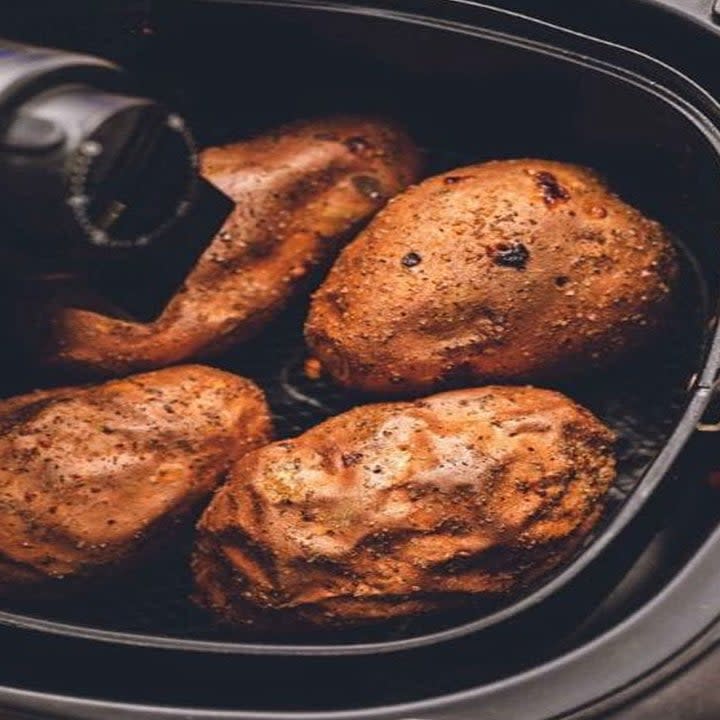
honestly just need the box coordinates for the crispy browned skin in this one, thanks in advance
[18,117,421,376]
[192,386,615,630]
[0,365,272,595]
[306,159,677,394]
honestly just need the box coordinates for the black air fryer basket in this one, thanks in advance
[3,1,720,719]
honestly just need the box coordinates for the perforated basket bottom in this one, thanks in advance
[0,233,706,648]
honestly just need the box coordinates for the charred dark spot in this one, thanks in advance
[488,243,530,269]
[246,239,275,259]
[436,518,471,535]
[283,176,320,205]
[326,291,348,314]
[554,275,569,287]
[444,175,470,185]
[352,175,384,201]
[535,171,570,206]
[341,452,363,468]
[344,136,372,154]
[357,529,414,553]
[401,252,422,268]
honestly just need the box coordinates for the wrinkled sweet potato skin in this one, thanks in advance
[193,385,615,630]
[306,159,677,394]
[0,365,272,595]
[18,116,421,376]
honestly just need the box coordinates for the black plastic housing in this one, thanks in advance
[0,40,199,253]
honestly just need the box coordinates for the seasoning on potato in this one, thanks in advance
[16,116,421,377]
[192,385,616,630]
[305,159,678,394]
[0,365,272,596]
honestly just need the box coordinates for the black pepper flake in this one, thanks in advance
[402,252,422,268]
[490,243,530,269]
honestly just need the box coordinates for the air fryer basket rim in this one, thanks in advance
[3,509,720,720]
[1,0,720,659]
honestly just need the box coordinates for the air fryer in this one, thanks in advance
[1,1,720,719]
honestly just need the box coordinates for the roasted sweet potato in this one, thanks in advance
[306,159,677,394]
[192,385,615,630]
[0,365,272,595]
